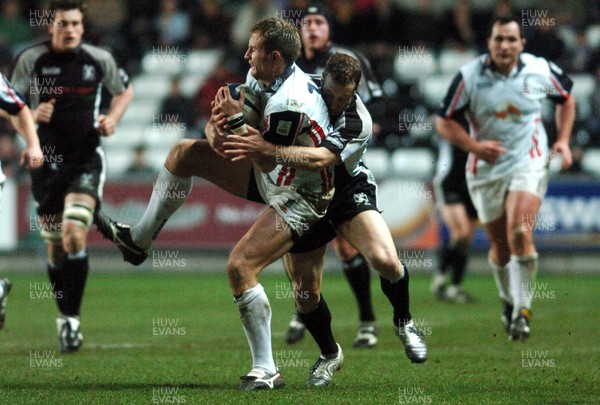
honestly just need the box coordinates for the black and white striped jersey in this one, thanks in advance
[11,41,129,161]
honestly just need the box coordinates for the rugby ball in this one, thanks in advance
[227,83,262,130]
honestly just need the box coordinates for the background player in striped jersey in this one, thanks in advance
[0,73,44,331]
[224,53,427,387]
[284,4,387,348]
[10,0,133,352]
[436,15,575,340]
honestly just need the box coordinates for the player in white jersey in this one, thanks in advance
[436,15,575,340]
[95,17,333,390]
[223,54,427,387]
[0,73,44,330]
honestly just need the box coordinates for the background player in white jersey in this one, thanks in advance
[436,15,575,340]
[223,53,427,387]
[0,73,44,331]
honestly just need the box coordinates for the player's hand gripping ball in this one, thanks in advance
[227,83,262,131]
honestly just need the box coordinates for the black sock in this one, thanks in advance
[298,295,338,356]
[47,263,67,315]
[342,254,375,323]
[380,263,411,327]
[438,242,453,274]
[451,244,468,285]
[61,255,89,316]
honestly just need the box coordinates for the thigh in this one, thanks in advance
[167,139,253,199]
[467,177,509,225]
[505,191,541,231]
[336,210,396,261]
[440,203,476,241]
[284,245,327,293]
[65,151,105,207]
[231,208,295,272]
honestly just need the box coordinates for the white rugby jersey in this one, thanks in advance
[0,73,27,184]
[438,52,573,183]
[245,64,334,195]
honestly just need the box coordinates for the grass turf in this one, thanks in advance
[0,271,598,404]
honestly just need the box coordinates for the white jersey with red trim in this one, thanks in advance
[437,52,573,184]
[245,64,333,196]
[0,73,27,184]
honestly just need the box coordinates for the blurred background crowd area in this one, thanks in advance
[1,0,600,182]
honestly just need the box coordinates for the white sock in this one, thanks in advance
[489,255,512,305]
[67,249,87,260]
[131,167,192,249]
[234,284,276,374]
[509,253,539,319]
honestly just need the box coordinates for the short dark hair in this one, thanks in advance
[250,18,301,65]
[323,53,361,89]
[49,0,86,15]
[488,15,522,39]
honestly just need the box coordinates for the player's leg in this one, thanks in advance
[229,208,293,390]
[336,210,427,363]
[482,214,513,333]
[332,235,378,348]
[95,139,253,264]
[135,139,253,245]
[285,247,343,387]
[436,203,476,302]
[0,182,11,331]
[505,190,541,340]
[54,192,96,352]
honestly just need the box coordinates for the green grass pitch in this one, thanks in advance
[0,270,598,404]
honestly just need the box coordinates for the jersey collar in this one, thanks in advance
[264,64,295,94]
[481,54,525,77]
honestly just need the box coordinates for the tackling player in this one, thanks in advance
[284,4,387,347]
[0,73,44,331]
[223,53,428,387]
[10,0,133,351]
[436,15,575,340]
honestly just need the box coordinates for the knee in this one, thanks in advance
[509,225,531,248]
[62,223,86,254]
[334,238,358,261]
[370,251,403,281]
[166,140,194,176]
[489,242,510,266]
[295,289,320,314]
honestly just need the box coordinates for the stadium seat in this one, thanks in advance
[146,148,171,171]
[581,148,600,178]
[131,74,172,99]
[101,125,146,148]
[185,49,224,76]
[585,24,600,48]
[141,51,184,76]
[362,148,390,180]
[557,26,577,50]
[120,100,160,126]
[438,47,478,75]
[418,74,455,108]
[179,73,207,98]
[570,74,595,121]
[394,47,437,84]
[103,148,135,178]
[390,148,435,179]
[144,126,185,148]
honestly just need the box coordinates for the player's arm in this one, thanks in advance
[10,107,43,169]
[436,72,505,163]
[223,127,341,171]
[551,95,575,169]
[97,84,133,137]
[0,75,43,169]
[546,62,575,170]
